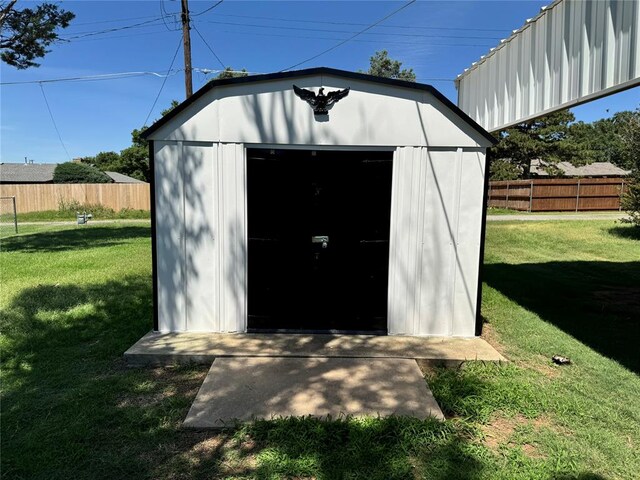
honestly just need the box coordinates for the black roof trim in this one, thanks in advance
[141,67,497,145]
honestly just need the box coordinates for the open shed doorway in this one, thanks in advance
[247,148,393,333]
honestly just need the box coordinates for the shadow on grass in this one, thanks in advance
[0,275,488,480]
[608,225,640,240]
[484,261,640,373]
[0,225,151,253]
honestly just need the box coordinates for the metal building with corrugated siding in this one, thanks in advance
[142,67,496,337]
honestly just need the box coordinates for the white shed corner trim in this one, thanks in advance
[143,67,495,337]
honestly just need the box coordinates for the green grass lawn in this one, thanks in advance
[0,208,150,224]
[1,221,639,479]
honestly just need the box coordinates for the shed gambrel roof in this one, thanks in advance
[141,67,496,145]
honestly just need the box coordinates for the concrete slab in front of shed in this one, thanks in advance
[183,357,444,429]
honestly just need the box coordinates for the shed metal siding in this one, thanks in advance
[154,141,186,332]
[387,147,484,337]
[456,0,640,132]
[148,75,493,148]
[150,75,488,336]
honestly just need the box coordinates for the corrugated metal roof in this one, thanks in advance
[104,171,146,183]
[531,159,631,177]
[0,163,56,183]
[456,0,640,132]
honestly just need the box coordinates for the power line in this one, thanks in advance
[39,84,72,162]
[192,23,225,69]
[191,0,224,17]
[62,17,169,40]
[198,19,503,41]
[72,14,170,26]
[211,27,496,48]
[143,38,183,127]
[1,71,179,86]
[206,12,512,33]
[62,29,172,43]
[282,0,416,71]
[160,0,178,32]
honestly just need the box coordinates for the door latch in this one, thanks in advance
[312,235,329,249]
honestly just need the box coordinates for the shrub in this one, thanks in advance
[53,162,112,183]
[621,177,640,227]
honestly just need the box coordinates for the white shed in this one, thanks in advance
[142,67,496,337]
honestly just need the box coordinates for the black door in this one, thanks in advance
[247,149,393,333]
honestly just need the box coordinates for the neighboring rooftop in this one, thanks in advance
[0,162,56,183]
[105,171,146,183]
[531,160,631,178]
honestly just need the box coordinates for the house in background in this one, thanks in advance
[0,163,57,184]
[0,162,145,184]
[104,171,147,184]
[530,159,631,178]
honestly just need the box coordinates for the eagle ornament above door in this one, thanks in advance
[293,85,350,115]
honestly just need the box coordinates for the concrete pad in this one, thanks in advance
[183,357,444,429]
[125,332,506,366]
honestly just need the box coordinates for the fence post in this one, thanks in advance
[12,196,17,234]
[575,179,581,212]
[506,182,510,209]
[528,181,533,212]
[620,180,625,211]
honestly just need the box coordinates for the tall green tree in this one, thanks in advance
[619,108,640,226]
[490,110,586,179]
[362,50,416,82]
[0,1,74,69]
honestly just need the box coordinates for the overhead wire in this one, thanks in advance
[210,27,496,48]
[191,0,224,17]
[160,0,178,32]
[1,71,180,86]
[39,83,72,162]
[61,16,169,40]
[282,0,417,71]
[192,23,225,69]
[143,37,183,127]
[198,19,503,40]
[205,12,512,33]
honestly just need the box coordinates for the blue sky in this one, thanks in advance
[1,0,638,164]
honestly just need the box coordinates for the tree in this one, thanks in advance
[567,113,632,168]
[363,50,416,82]
[489,110,586,179]
[214,66,249,79]
[83,101,182,183]
[53,162,112,184]
[489,158,521,181]
[619,108,640,226]
[1,1,74,69]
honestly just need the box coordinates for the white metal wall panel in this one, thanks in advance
[388,147,483,336]
[154,141,185,332]
[183,143,217,331]
[149,75,493,148]
[456,0,640,132]
[451,150,485,337]
[216,143,247,332]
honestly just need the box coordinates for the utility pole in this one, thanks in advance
[181,0,193,98]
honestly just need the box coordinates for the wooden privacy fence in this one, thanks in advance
[488,178,627,212]
[0,183,150,213]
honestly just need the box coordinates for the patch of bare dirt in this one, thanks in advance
[525,355,562,378]
[480,321,507,358]
[481,414,567,459]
